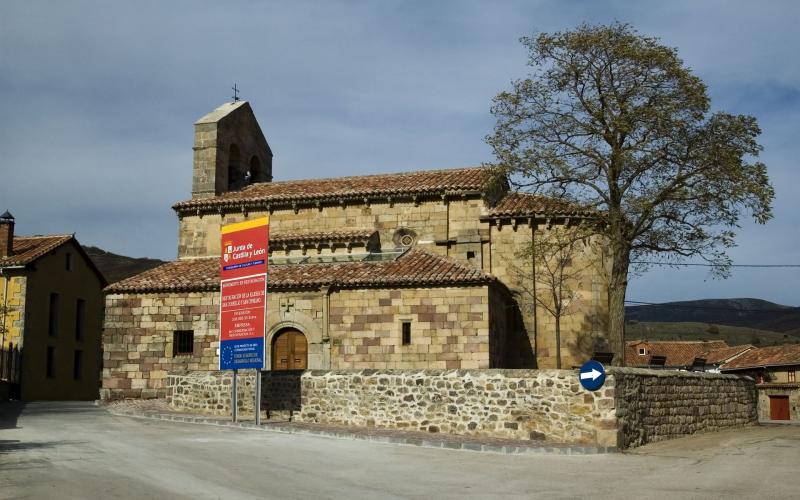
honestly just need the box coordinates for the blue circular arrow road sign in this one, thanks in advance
[578,360,606,391]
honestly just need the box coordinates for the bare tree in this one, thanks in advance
[513,223,601,368]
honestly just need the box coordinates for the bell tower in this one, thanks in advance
[191,101,273,199]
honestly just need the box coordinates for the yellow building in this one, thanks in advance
[0,211,106,401]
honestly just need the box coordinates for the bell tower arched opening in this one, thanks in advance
[227,144,242,191]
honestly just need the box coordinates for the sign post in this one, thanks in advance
[232,369,238,422]
[219,217,269,423]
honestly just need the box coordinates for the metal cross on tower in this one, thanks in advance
[232,84,240,102]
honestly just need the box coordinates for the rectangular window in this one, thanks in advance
[789,370,796,383]
[75,299,85,341]
[173,330,194,356]
[48,293,59,337]
[73,350,82,380]
[401,321,411,345]
[66,252,72,271]
[46,346,55,378]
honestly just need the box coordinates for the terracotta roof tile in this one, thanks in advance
[105,248,494,294]
[269,230,375,247]
[487,192,597,218]
[173,167,490,212]
[720,344,800,370]
[701,344,754,364]
[0,235,73,267]
[625,340,730,367]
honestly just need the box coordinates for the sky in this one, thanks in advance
[1,0,798,306]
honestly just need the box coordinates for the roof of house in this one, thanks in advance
[0,235,73,267]
[268,229,376,247]
[625,340,730,367]
[0,234,107,285]
[172,166,491,212]
[720,344,800,371]
[105,248,495,294]
[701,344,754,364]
[486,192,597,218]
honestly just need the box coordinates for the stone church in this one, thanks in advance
[101,101,608,400]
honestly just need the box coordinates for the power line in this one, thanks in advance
[631,261,800,268]
[625,299,798,313]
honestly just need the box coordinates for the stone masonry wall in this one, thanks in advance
[166,368,759,449]
[490,222,609,369]
[299,369,618,446]
[612,368,757,448]
[329,286,498,370]
[167,370,301,417]
[178,199,463,259]
[102,292,220,400]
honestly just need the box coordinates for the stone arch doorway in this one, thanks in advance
[271,328,308,370]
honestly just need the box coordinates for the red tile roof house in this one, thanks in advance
[721,344,800,421]
[625,340,753,372]
[100,101,611,401]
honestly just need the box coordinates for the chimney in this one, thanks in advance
[0,210,15,258]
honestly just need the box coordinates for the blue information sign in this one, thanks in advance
[578,360,606,391]
[220,337,266,370]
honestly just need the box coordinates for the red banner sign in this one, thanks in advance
[219,217,269,370]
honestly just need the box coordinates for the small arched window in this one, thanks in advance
[228,144,241,191]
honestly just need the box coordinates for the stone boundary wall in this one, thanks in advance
[167,370,302,417]
[166,368,757,449]
[611,367,757,448]
[299,369,618,446]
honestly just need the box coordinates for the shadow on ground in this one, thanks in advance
[0,401,25,430]
[0,439,86,455]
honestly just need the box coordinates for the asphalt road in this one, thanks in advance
[1,402,799,500]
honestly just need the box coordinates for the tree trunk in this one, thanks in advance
[554,314,561,369]
[608,244,630,366]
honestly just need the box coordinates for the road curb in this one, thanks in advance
[106,406,617,456]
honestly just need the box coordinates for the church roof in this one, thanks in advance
[195,100,250,124]
[0,235,74,267]
[486,192,597,218]
[105,248,495,294]
[172,166,490,213]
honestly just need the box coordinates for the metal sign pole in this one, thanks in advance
[255,370,261,425]
[232,369,238,423]
[256,271,268,426]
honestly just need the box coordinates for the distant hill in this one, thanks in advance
[626,298,800,333]
[625,321,799,347]
[83,246,165,284]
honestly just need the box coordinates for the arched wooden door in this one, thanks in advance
[271,329,308,370]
